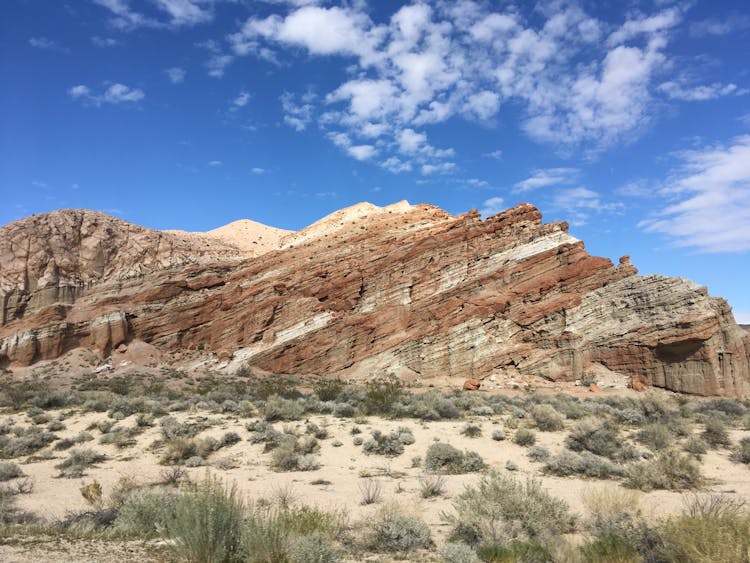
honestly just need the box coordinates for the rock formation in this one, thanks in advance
[1,202,748,396]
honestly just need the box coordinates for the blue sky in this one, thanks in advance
[2,0,749,322]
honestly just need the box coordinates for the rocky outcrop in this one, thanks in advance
[1,202,748,396]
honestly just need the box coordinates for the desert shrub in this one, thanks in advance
[305,423,329,440]
[461,423,482,438]
[731,436,750,464]
[264,395,305,421]
[684,435,709,458]
[565,418,621,459]
[407,392,461,420]
[270,437,320,472]
[0,461,23,481]
[419,474,447,498]
[625,449,703,491]
[702,419,731,448]
[396,426,415,444]
[99,425,141,449]
[513,428,536,447]
[167,474,245,563]
[362,431,403,457]
[527,445,550,463]
[446,471,574,548]
[160,438,200,465]
[366,505,432,553]
[243,504,289,563]
[659,495,750,562]
[505,460,518,472]
[491,429,505,441]
[531,404,565,432]
[476,539,553,562]
[361,375,404,416]
[248,421,287,451]
[114,487,180,537]
[55,448,106,478]
[425,443,484,474]
[579,534,640,562]
[221,431,242,447]
[440,542,481,563]
[544,449,626,479]
[359,479,382,505]
[312,378,346,402]
[160,416,209,440]
[288,532,340,563]
[635,422,673,450]
[0,426,57,457]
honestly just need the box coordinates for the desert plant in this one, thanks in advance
[513,428,536,447]
[167,474,245,562]
[625,449,703,491]
[461,423,482,438]
[635,422,673,450]
[270,436,320,472]
[366,505,432,553]
[359,479,382,505]
[440,542,481,563]
[566,418,621,459]
[55,448,106,478]
[0,461,23,482]
[531,404,565,432]
[425,443,484,474]
[362,429,412,457]
[419,474,447,498]
[684,435,709,458]
[114,486,180,537]
[702,419,731,448]
[527,445,551,463]
[732,436,750,464]
[659,495,750,562]
[363,376,404,415]
[287,531,340,563]
[491,429,505,441]
[544,449,626,479]
[445,470,574,548]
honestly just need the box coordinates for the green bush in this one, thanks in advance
[168,474,245,563]
[625,449,703,491]
[530,405,564,432]
[635,423,673,450]
[565,418,620,459]
[55,448,106,478]
[425,443,484,474]
[114,487,180,537]
[702,419,731,448]
[659,495,750,562]
[440,542,481,563]
[362,428,413,457]
[270,437,320,472]
[461,424,482,438]
[0,461,23,482]
[362,376,404,415]
[513,428,536,447]
[366,506,432,553]
[263,395,305,421]
[476,539,553,562]
[731,436,750,464]
[446,471,574,548]
[544,449,626,479]
[288,532,340,563]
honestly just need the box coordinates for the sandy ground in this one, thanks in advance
[1,402,749,561]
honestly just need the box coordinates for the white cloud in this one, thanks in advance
[232,90,251,108]
[484,149,503,160]
[515,168,578,192]
[551,187,622,226]
[479,196,505,217]
[165,67,186,84]
[281,91,315,131]
[607,8,681,46]
[91,36,121,47]
[690,15,750,37]
[640,135,750,252]
[209,160,222,167]
[252,167,266,174]
[206,54,233,78]
[231,2,692,166]
[93,0,211,30]
[658,81,743,101]
[29,37,66,52]
[421,162,455,175]
[68,83,144,106]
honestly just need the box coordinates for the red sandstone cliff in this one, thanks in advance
[1,203,748,396]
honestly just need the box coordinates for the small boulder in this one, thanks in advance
[463,378,481,391]
[589,383,602,393]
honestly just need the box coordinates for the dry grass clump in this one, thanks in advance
[55,448,107,478]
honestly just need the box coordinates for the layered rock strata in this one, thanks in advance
[1,203,748,396]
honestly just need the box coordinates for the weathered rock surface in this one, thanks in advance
[1,202,748,396]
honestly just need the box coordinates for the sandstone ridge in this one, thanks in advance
[1,203,748,396]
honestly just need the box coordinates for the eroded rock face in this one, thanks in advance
[1,203,748,396]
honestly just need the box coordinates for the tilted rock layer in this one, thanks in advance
[1,203,748,396]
